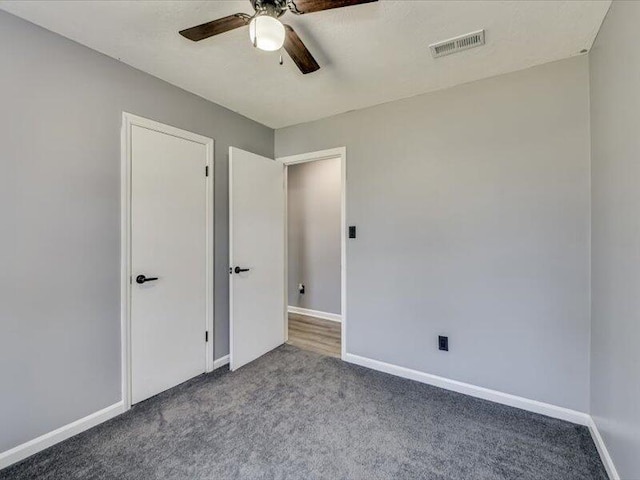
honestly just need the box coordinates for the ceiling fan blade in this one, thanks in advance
[283,25,320,75]
[287,0,377,15]
[179,14,251,42]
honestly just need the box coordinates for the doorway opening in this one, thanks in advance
[280,148,346,360]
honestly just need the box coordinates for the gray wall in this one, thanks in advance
[0,11,273,452]
[589,1,640,478]
[288,158,341,314]
[277,57,592,411]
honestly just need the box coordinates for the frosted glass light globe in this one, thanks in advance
[249,15,285,52]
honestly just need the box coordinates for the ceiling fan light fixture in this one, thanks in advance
[249,14,285,51]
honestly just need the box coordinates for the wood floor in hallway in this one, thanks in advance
[287,312,341,358]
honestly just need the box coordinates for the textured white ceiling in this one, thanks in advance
[1,0,611,128]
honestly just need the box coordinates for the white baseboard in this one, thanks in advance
[588,417,620,480]
[213,354,230,370]
[287,306,342,323]
[0,401,125,470]
[344,353,590,426]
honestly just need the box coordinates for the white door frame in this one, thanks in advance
[120,112,214,409]
[277,147,347,360]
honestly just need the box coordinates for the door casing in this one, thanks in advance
[120,112,214,410]
[278,147,347,360]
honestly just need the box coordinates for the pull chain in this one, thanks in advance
[253,17,257,48]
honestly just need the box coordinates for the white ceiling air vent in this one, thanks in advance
[429,30,485,59]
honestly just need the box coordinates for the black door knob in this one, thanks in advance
[136,275,159,284]
[234,267,250,274]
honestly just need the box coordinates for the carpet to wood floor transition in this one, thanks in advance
[0,344,607,480]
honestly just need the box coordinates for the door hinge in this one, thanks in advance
[205,165,209,177]
[205,331,209,342]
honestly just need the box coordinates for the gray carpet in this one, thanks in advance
[1,344,607,480]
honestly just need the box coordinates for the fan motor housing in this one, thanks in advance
[251,0,288,17]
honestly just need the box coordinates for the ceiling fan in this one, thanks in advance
[179,0,378,75]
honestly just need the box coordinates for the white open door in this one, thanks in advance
[229,147,285,370]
